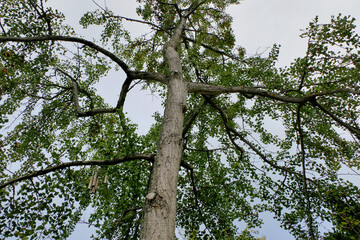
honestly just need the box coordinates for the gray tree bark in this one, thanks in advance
[140,18,187,240]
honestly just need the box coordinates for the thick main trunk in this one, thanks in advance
[140,19,187,240]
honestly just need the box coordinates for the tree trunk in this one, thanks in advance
[140,19,187,240]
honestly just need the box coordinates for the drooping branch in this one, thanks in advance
[20,87,69,101]
[296,104,316,240]
[184,147,226,152]
[0,35,168,84]
[186,167,212,236]
[205,96,314,182]
[0,36,130,72]
[189,82,360,104]
[0,153,193,190]
[310,98,360,139]
[0,154,155,190]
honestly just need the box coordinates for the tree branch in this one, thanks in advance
[296,104,316,240]
[129,71,168,84]
[182,35,241,61]
[28,0,53,36]
[182,100,206,138]
[56,67,168,117]
[0,36,166,84]
[107,14,162,31]
[0,19,8,36]
[187,168,212,235]
[91,0,163,31]
[205,96,314,182]
[310,98,360,139]
[184,0,208,18]
[189,82,360,104]
[115,76,132,110]
[0,154,193,190]
[0,154,155,190]
[56,68,117,117]
[0,35,131,73]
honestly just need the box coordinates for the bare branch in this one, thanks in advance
[186,168,212,235]
[20,88,68,101]
[91,0,163,31]
[76,108,117,117]
[55,69,167,117]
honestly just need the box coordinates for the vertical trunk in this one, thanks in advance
[140,18,187,240]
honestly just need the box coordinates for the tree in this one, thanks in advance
[0,0,360,239]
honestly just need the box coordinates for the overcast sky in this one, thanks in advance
[45,0,360,239]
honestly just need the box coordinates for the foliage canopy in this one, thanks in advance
[0,0,360,239]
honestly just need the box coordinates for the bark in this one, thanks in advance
[140,18,187,240]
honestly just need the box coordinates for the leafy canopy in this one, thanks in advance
[0,0,360,239]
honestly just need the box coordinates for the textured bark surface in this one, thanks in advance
[140,18,187,240]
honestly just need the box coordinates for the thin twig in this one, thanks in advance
[0,19,7,36]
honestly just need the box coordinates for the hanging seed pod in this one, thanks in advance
[92,178,99,193]
[87,176,93,190]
